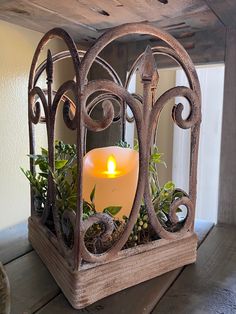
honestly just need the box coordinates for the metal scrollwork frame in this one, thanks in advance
[28,23,201,270]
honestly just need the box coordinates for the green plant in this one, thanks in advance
[116,140,131,148]
[23,140,184,251]
[22,141,123,220]
[21,168,47,214]
[117,139,181,218]
[83,185,122,220]
[116,140,184,247]
[22,141,77,216]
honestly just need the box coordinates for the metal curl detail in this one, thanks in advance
[144,184,194,240]
[28,27,82,268]
[151,86,201,130]
[29,87,48,124]
[169,196,193,226]
[144,86,200,239]
[82,96,114,132]
[125,93,144,123]
[52,80,77,130]
[28,23,201,269]
[86,93,122,123]
[80,213,115,262]
[63,100,75,130]
[78,80,145,263]
[81,80,142,132]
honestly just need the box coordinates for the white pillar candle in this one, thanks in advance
[83,146,139,219]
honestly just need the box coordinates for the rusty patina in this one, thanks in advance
[28,23,201,269]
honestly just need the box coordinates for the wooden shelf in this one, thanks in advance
[153,224,236,314]
[0,222,32,265]
[0,219,214,313]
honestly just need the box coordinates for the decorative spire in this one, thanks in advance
[46,49,53,84]
[138,45,159,86]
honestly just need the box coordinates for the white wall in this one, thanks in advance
[0,21,46,230]
[173,65,225,222]
[0,20,75,230]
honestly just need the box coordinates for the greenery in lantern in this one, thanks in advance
[22,140,184,251]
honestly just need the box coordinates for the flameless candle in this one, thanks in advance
[83,146,139,219]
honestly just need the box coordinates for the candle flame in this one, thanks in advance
[107,155,116,175]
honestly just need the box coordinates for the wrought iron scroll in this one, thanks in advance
[28,28,81,263]
[28,23,201,269]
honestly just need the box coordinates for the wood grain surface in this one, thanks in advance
[0,0,222,43]
[218,27,236,225]
[1,220,213,314]
[4,252,60,314]
[153,224,236,314]
[0,222,32,265]
[28,217,198,309]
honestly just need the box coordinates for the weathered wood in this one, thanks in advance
[0,263,10,314]
[0,0,224,43]
[28,217,197,309]
[152,224,236,314]
[0,221,32,265]
[5,251,60,314]
[35,271,183,314]
[206,0,236,27]
[0,220,211,314]
[35,220,213,314]
[126,27,226,69]
[0,0,98,42]
[218,27,236,225]
[194,220,214,245]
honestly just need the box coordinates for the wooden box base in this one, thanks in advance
[28,217,197,309]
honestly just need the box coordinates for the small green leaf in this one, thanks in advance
[173,191,184,199]
[55,160,68,169]
[38,172,48,178]
[82,213,89,220]
[150,176,157,196]
[90,185,96,203]
[149,164,156,173]
[164,181,175,191]
[41,147,48,156]
[162,204,170,214]
[133,139,139,151]
[176,207,183,213]
[83,201,94,214]
[38,163,48,172]
[151,152,162,163]
[116,140,131,148]
[103,206,122,216]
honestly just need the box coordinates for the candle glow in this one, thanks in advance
[82,146,139,219]
[107,155,116,175]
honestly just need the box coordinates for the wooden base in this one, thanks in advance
[28,217,197,309]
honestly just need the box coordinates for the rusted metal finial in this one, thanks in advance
[138,45,159,85]
[46,49,53,84]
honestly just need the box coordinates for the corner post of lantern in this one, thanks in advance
[74,66,84,270]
